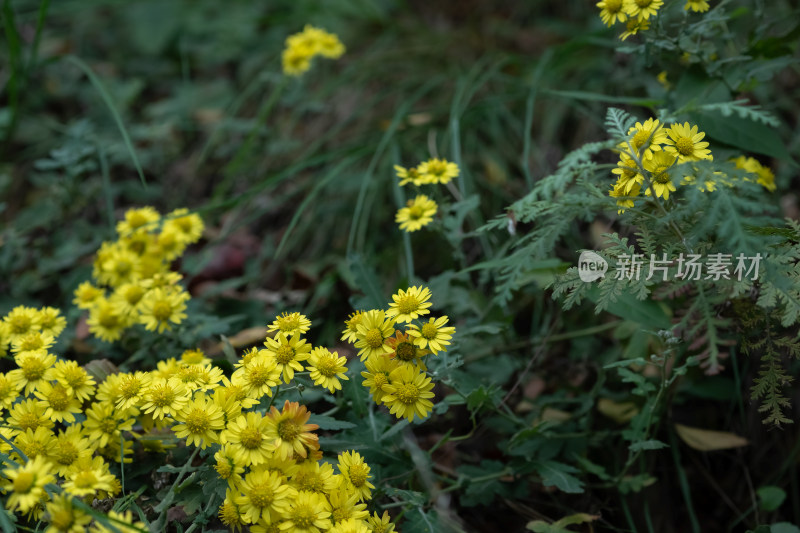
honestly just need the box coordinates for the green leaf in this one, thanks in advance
[770,524,800,533]
[628,439,669,452]
[308,414,357,431]
[533,460,584,494]
[688,110,795,163]
[757,486,787,512]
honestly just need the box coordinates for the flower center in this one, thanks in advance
[408,205,425,219]
[605,0,623,11]
[395,342,416,361]
[277,420,301,441]
[277,317,300,332]
[635,0,652,7]
[373,374,388,388]
[275,345,295,365]
[315,357,338,377]
[249,484,275,508]
[150,386,175,407]
[74,471,98,489]
[348,464,369,487]
[396,383,421,405]
[290,506,315,528]
[99,418,118,434]
[421,323,438,339]
[295,472,324,492]
[51,508,75,530]
[632,130,651,150]
[17,333,45,351]
[48,386,69,411]
[9,315,32,334]
[653,167,671,184]
[249,365,273,386]
[675,137,694,156]
[21,358,47,381]
[240,427,263,449]
[365,329,384,348]
[55,442,79,465]
[124,286,145,306]
[215,460,233,479]
[185,410,210,433]
[17,412,41,431]
[119,377,143,400]
[152,301,173,322]
[13,472,35,493]
[99,310,119,329]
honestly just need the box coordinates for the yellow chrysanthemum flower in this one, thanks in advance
[328,488,369,524]
[395,195,437,233]
[268,312,312,336]
[643,151,678,200]
[13,427,57,461]
[609,179,642,214]
[619,17,650,40]
[44,493,92,533]
[405,315,455,355]
[597,0,627,26]
[90,509,148,533]
[116,206,160,237]
[235,468,296,524]
[34,381,82,423]
[83,401,136,450]
[361,354,398,405]
[180,348,212,366]
[73,281,104,310]
[263,332,312,384]
[366,511,396,533]
[265,400,320,460]
[623,118,667,160]
[3,306,40,343]
[611,154,644,194]
[138,287,189,333]
[381,366,436,422]
[2,456,55,513]
[214,446,246,485]
[732,155,776,192]
[36,307,67,338]
[63,456,117,498]
[336,451,375,502]
[623,0,663,20]
[416,158,459,184]
[87,298,128,343]
[172,394,225,449]
[328,518,370,533]
[685,0,710,12]
[7,398,54,434]
[354,310,395,361]
[386,285,433,323]
[109,283,147,317]
[52,360,96,402]
[340,311,365,344]
[9,349,57,395]
[115,371,152,411]
[289,461,337,494]
[278,490,332,533]
[223,412,275,466]
[394,165,423,187]
[232,351,282,399]
[306,347,349,393]
[385,330,428,371]
[664,122,713,162]
[163,208,205,245]
[51,425,93,477]
[0,372,23,413]
[218,491,248,532]
[140,377,189,419]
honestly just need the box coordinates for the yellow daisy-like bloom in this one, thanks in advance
[163,208,205,245]
[10,331,55,358]
[328,488,369,524]
[664,122,713,162]
[394,165,423,187]
[395,195,437,233]
[232,351,282,399]
[115,371,151,411]
[265,400,320,460]
[623,0,663,20]
[381,366,436,422]
[97,246,141,288]
[685,0,710,12]
[405,315,456,355]
[63,456,117,498]
[2,456,55,513]
[367,511,396,533]
[82,401,135,450]
[13,427,57,460]
[172,394,226,449]
[278,490,332,532]
[109,283,147,317]
[306,347,349,393]
[34,382,82,423]
[218,491,248,532]
[52,360,96,402]
[0,322,8,357]
[386,330,428,370]
[289,461,337,494]
[361,354,398,405]
[609,179,642,214]
[328,518,370,533]
[154,226,187,261]
[7,398,53,434]
[90,509,147,533]
[3,306,40,343]
[611,154,644,194]
[116,206,160,237]
[9,349,57,395]
[619,17,650,40]
[624,118,667,160]
[268,312,312,336]
[263,332,312,384]
[36,307,67,338]
[236,468,296,524]
[354,310,396,361]
[140,377,189,419]
[214,446,246,485]
[180,348,211,366]
[73,281,104,310]
[224,412,275,466]
[51,425,93,477]
[174,362,224,392]
[416,158,459,185]
[337,451,375,502]
[643,151,678,200]
[87,298,128,343]
[341,311,365,344]
[386,285,433,323]
[44,493,92,533]
[732,155,776,192]
[0,372,23,413]
[597,0,627,26]
[138,287,189,333]
[282,45,313,76]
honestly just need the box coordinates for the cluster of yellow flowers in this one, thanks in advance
[393,158,460,232]
[608,117,776,213]
[282,25,345,76]
[72,207,203,342]
[597,0,711,40]
[342,286,455,421]
[0,303,398,532]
